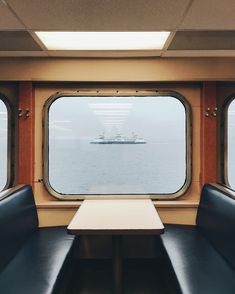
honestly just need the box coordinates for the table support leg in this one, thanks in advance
[112,235,122,294]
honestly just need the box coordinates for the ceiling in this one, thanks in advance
[1,0,235,58]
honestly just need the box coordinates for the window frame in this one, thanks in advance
[0,93,14,191]
[222,94,235,189]
[43,89,192,200]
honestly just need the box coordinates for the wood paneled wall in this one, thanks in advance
[200,82,217,187]
[18,82,35,189]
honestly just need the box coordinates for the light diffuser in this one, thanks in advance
[35,32,170,50]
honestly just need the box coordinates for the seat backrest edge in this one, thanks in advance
[0,185,38,272]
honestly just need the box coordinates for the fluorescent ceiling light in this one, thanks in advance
[35,32,170,50]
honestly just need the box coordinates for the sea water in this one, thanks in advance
[49,138,186,195]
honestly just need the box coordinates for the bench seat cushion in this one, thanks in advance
[0,185,38,272]
[161,224,235,294]
[0,227,75,294]
[197,184,235,269]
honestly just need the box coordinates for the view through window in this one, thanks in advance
[0,99,8,191]
[47,96,187,196]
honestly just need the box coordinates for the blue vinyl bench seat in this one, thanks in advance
[161,184,235,294]
[0,185,76,294]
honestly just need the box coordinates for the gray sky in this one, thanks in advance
[49,96,186,142]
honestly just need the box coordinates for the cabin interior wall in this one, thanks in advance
[3,58,231,232]
[18,82,35,188]
[1,58,235,81]
[200,82,217,186]
[2,59,231,259]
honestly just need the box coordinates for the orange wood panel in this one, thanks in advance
[18,82,35,189]
[200,82,217,187]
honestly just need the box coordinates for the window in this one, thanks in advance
[0,98,8,191]
[226,98,235,189]
[44,91,190,199]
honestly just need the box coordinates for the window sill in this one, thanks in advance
[153,200,199,208]
[36,200,199,209]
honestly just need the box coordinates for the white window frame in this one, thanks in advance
[223,96,235,190]
[0,94,13,192]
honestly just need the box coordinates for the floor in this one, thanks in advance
[69,259,170,294]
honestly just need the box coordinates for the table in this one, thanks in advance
[67,199,164,294]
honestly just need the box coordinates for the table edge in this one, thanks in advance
[67,227,164,235]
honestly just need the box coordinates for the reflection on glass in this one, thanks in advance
[0,100,8,191]
[48,96,186,195]
[228,99,235,189]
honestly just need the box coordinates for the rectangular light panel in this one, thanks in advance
[35,32,170,50]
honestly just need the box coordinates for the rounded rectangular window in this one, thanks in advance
[44,92,190,199]
[227,99,235,189]
[0,99,8,191]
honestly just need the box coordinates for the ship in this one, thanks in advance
[90,133,146,144]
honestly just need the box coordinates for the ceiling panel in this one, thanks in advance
[168,31,235,50]
[163,50,235,57]
[0,31,42,50]
[1,0,235,58]
[0,51,47,56]
[0,2,24,29]
[6,0,190,30]
[180,0,235,30]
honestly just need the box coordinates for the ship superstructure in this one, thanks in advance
[90,133,146,144]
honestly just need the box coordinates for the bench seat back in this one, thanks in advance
[0,185,38,272]
[196,184,235,269]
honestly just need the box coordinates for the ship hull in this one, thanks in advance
[90,141,146,144]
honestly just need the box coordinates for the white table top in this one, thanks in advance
[67,199,164,235]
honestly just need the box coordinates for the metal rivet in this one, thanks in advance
[18,108,23,117]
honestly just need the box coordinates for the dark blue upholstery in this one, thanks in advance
[0,185,76,294]
[0,185,38,272]
[162,224,235,294]
[161,184,235,294]
[0,227,75,294]
[197,184,235,269]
